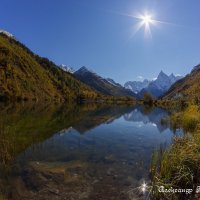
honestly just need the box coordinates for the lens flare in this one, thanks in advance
[141,182,147,193]
[134,13,156,38]
[141,14,153,25]
[109,9,179,40]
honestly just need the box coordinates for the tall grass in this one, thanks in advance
[0,195,5,200]
[151,103,200,199]
[0,125,15,165]
[171,104,200,132]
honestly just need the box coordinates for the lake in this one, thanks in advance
[0,103,182,200]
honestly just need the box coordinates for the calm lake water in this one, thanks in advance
[0,103,182,200]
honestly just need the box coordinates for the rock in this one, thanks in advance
[107,171,112,176]
[48,188,60,195]
[106,168,114,176]
[92,179,99,184]
[113,175,118,179]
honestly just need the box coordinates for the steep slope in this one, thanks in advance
[138,71,182,98]
[163,64,200,100]
[106,78,122,87]
[74,66,136,97]
[0,33,98,101]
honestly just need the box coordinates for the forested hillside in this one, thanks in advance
[0,33,99,102]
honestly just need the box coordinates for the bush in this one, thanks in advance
[143,92,154,105]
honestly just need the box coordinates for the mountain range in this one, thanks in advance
[74,66,136,97]
[125,71,183,98]
[124,79,151,94]
[1,29,197,103]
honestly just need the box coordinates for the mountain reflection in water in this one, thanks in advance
[124,105,170,133]
[0,103,182,200]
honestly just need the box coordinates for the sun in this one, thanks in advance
[132,12,156,38]
[115,9,176,39]
[141,14,153,25]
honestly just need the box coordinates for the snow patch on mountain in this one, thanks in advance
[138,71,183,98]
[0,29,14,38]
[106,78,122,87]
[125,71,183,98]
[124,79,151,94]
[59,64,75,73]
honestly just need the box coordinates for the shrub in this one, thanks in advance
[143,92,154,105]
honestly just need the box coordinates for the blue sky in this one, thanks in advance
[1,0,200,84]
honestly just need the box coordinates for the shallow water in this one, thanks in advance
[0,103,182,200]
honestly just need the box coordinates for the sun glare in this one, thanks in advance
[115,9,177,39]
[125,12,158,39]
[131,12,156,38]
[141,14,153,25]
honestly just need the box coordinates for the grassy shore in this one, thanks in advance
[150,102,200,199]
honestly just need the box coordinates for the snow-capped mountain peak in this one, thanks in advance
[125,70,183,98]
[59,64,75,73]
[0,29,14,38]
[124,79,151,94]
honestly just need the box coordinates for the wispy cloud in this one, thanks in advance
[137,75,143,80]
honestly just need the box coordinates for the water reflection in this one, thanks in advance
[0,103,181,200]
[124,105,170,133]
